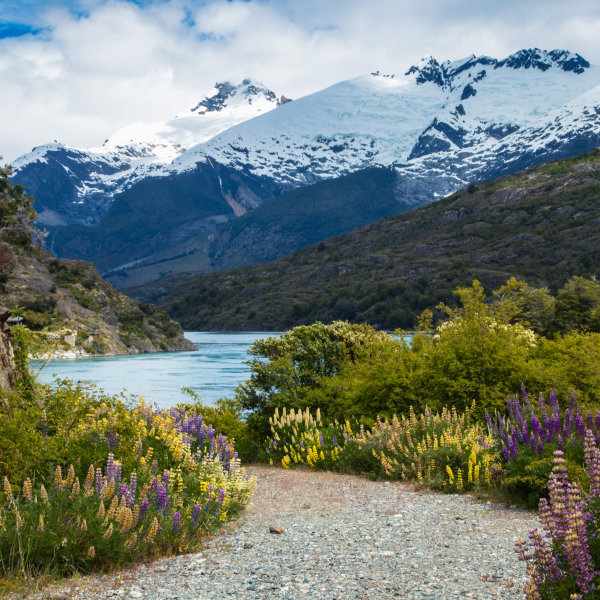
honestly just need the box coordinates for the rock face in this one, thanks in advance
[0,306,15,391]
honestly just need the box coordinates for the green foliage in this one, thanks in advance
[9,325,35,403]
[553,276,600,333]
[409,281,538,415]
[527,332,600,408]
[235,321,397,437]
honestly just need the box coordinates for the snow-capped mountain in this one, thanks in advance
[10,48,600,288]
[100,79,291,163]
[12,80,289,226]
[172,49,598,189]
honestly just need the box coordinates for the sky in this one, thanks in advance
[1,0,600,163]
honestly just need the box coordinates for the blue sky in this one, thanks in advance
[2,0,600,162]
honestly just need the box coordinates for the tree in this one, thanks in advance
[0,162,36,248]
[553,276,600,333]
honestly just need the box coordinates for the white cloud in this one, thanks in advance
[1,0,600,162]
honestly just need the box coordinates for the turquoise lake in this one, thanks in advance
[30,332,276,408]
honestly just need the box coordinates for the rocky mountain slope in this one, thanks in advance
[11,49,600,289]
[0,166,195,357]
[152,149,600,331]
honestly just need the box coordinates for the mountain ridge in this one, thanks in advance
[10,48,600,290]
[149,149,600,331]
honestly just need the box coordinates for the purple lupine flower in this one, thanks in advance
[128,473,137,506]
[162,471,170,488]
[586,411,594,432]
[156,483,169,512]
[150,477,159,495]
[332,435,338,448]
[501,443,510,462]
[576,410,586,439]
[530,436,537,456]
[531,414,542,440]
[549,389,559,416]
[106,453,115,482]
[508,436,518,460]
[107,430,120,450]
[114,462,122,490]
[140,498,149,520]
[218,486,226,504]
[191,504,202,525]
[484,410,494,434]
[119,484,129,500]
[150,460,158,475]
[318,431,324,448]
[173,512,181,534]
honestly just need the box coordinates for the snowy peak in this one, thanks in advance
[495,48,590,73]
[406,48,590,90]
[189,79,289,115]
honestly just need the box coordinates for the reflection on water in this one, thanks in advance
[30,332,277,409]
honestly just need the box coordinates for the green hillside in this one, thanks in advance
[0,165,195,356]
[157,149,600,330]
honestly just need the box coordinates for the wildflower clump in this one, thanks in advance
[0,385,256,580]
[517,432,600,599]
[266,407,351,470]
[363,403,499,492]
[488,388,599,506]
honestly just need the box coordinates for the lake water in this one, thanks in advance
[30,332,277,408]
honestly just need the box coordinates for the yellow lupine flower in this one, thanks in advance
[145,517,159,543]
[38,515,44,531]
[103,523,114,539]
[65,465,75,488]
[54,466,63,490]
[40,484,48,503]
[86,546,95,559]
[70,478,80,500]
[22,478,33,502]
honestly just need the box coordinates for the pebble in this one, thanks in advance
[23,466,538,600]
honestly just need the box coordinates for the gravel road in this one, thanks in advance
[28,466,539,600]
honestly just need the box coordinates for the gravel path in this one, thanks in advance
[32,466,538,600]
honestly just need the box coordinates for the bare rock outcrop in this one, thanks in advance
[0,305,15,391]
